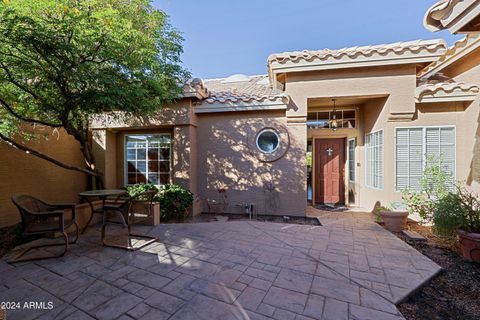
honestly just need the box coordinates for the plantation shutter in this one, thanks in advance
[365,134,372,187]
[365,131,383,189]
[395,127,455,191]
[376,131,384,189]
[396,128,423,191]
[426,127,455,184]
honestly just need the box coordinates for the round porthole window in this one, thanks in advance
[256,129,280,154]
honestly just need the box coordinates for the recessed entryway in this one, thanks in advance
[314,138,346,205]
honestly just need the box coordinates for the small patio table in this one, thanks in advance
[79,189,127,234]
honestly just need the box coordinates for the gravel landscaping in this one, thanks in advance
[396,226,480,320]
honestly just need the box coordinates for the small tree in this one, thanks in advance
[0,0,189,186]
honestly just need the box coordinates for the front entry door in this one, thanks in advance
[314,138,346,204]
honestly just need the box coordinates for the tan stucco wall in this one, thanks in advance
[285,65,417,118]
[196,110,307,216]
[0,129,87,227]
[90,99,196,130]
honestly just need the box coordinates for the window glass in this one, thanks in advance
[256,129,280,153]
[307,109,356,129]
[125,134,171,186]
[348,139,356,182]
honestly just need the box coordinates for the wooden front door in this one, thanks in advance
[314,138,346,204]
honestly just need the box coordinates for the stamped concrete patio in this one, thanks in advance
[0,211,441,320]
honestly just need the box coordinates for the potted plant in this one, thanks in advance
[158,184,194,221]
[433,187,480,261]
[124,183,161,225]
[373,204,408,232]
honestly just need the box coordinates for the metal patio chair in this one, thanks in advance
[205,188,229,214]
[101,190,158,250]
[9,194,79,263]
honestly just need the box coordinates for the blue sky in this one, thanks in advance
[155,0,461,79]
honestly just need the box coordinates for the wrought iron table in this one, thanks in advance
[79,189,127,234]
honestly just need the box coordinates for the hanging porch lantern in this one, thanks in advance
[329,99,338,131]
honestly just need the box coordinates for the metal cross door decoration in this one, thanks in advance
[326,147,333,156]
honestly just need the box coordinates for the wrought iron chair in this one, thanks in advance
[205,188,229,214]
[10,194,79,263]
[101,190,158,250]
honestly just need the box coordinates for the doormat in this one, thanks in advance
[314,204,348,212]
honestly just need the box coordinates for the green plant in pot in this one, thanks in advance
[374,203,408,233]
[433,186,480,261]
[158,184,194,221]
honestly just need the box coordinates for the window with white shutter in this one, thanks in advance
[348,138,356,182]
[365,130,383,189]
[395,127,455,191]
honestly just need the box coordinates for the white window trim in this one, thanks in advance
[306,109,357,129]
[394,125,456,192]
[124,133,172,187]
[364,129,384,190]
[348,137,356,182]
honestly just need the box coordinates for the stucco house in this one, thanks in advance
[2,1,480,227]
[88,32,480,217]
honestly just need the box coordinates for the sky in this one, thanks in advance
[154,0,461,79]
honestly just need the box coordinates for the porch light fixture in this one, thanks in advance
[330,99,338,131]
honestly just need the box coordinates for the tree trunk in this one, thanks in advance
[63,123,105,190]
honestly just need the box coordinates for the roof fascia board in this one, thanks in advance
[416,94,477,103]
[195,102,286,114]
[270,55,442,74]
[444,0,480,33]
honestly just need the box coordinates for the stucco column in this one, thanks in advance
[92,129,117,188]
[172,125,200,215]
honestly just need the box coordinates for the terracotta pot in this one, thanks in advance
[379,211,408,232]
[457,229,480,262]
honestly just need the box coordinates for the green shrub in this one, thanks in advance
[124,183,159,199]
[401,189,433,220]
[158,184,194,221]
[401,155,452,221]
[123,183,193,221]
[373,206,392,215]
[433,187,480,236]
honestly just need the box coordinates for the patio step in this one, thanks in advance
[402,230,427,243]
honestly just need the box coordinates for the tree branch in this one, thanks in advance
[0,62,40,100]
[0,98,62,128]
[0,132,100,177]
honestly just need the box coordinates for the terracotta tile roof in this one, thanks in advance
[416,74,479,101]
[424,0,458,32]
[419,34,480,79]
[200,74,288,104]
[268,39,447,65]
[182,78,210,99]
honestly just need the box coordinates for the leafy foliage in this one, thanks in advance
[0,0,189,178]
[124,183,158,199]
[401,156,452,221]
[158,184,193,221]
[433,187,480,236]
[124,183,193,221]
